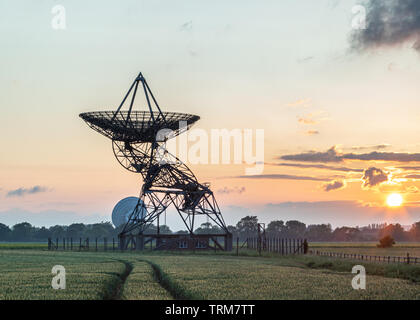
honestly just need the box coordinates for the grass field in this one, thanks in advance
[310,242,420,257]
[0,245,419,300]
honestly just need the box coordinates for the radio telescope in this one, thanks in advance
[80,72,232,251]
[112,197,146,228]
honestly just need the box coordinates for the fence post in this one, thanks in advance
[48,238,51,250]
[87,238,89,250]
[104,237,107,251]
[95,238,98,251]
[236,237,239,256]
[407,253,410,264]
[70,238,72,250]
[281,239,284,255]
[113,238,115,251]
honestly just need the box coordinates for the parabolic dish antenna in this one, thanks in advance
[112,197,146,227]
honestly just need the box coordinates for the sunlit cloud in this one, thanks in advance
[281,146,420,163]
[217,186,246,194]
[323,180,346,192]
[235,174,330,182]
[362,167,389,189]
[268,162,363,173]
[286,98,311,108]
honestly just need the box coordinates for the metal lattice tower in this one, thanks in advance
[80,72,231,250]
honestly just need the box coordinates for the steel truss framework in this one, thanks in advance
[80,72,231,250]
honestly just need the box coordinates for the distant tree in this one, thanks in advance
[86,222,115,238]
[332,227,361,241]
[236,216,258,239]
[227,225,238,238]
[0,223,12,241]
[377,235,395,248]
[305,224,332,241]
[409,222,420,241]
[175,230,189,234]
[195,222,222,234]
[0,223,11,241]
[11,222,34,241]
[158,225,172,234]
[49,225,66,239]
[195,222,212,234]
[34,227,51,241]
[66,223,86,239]
[379,223,407,241]
[285,220,306,238]
[266,220,285,236]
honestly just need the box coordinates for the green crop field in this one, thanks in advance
[0,244,420,300]
[310,242,420,257]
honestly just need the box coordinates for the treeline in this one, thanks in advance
[227,217,420,242]
[1,217,420,242]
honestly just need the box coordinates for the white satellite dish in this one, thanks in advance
[112,197,146,227]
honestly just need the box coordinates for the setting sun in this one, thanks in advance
[386,193,403,207]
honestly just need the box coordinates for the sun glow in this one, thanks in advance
[386,193,403,207]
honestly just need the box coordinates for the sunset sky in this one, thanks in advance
[2,0,420,229]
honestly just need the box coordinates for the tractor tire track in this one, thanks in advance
[140,259,201,300]
[103,260,133,300]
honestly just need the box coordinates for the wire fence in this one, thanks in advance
[309,250,420,265]
[245,237,308,255]
[48,237,119,251]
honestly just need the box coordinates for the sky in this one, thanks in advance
[2,0,420,229]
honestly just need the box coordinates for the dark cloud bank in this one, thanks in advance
[351,0,420,52]
[281,146,420,163]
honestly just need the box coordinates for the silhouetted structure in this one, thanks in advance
[80,72,232,251]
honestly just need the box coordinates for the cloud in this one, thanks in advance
[351,0,420,52]
[323,180,346,192]
[235,174,329,182]
[349,144,390,151]
[287,99,311,108]
[179,20,193,31]
[362,167,389,188]
[297,111,329,125]
[281,146,342,163]
[297,56,314,63]
[217,186,246,194]
[398,166,420,171]
[298,117,317,125]
[281,146,420,163]
[344,152,420,162]
[404,174,420,180]
[268,162,364,173]
[6,186,48,197]
[305,130,319,135]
